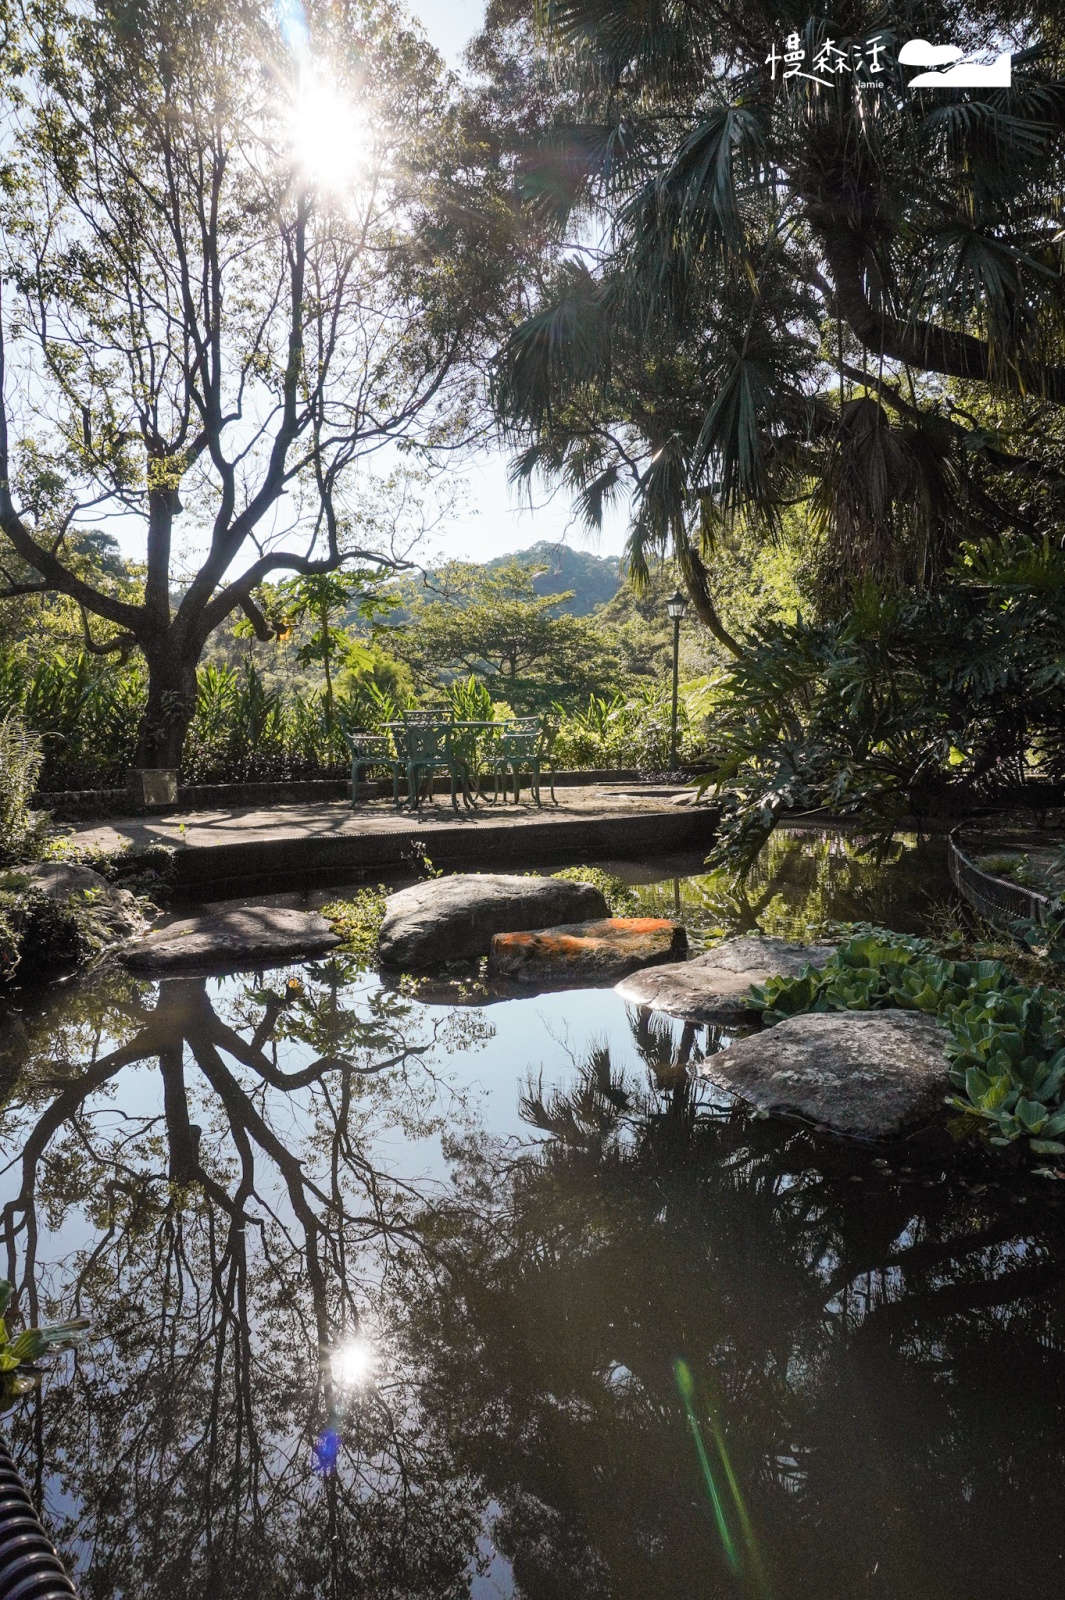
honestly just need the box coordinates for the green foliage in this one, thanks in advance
[700,546,1065,873]
[378,558,627,714]
[747,929,1065,1160]
[553,684,705,771]
[483,4,1065,604]
[0,875,143,985]
[0,713,48,865]
[320,889,389,959]
[550,866,639,916]
[0,650,144,790]
[0,1280,89,1410]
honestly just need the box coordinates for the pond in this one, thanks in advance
[2,828,1064,1600]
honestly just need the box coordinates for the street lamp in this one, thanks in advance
[666,588,689,771]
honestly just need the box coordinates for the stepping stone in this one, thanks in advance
[615,935,837,1025]
[122,907,340,974]
[489,917,687,985]
[378,874,609,968]
[700,1010,951,1138]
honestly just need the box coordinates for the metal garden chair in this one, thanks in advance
[341,729,404,807]
[488,717,557,806]
[401,710,465,811]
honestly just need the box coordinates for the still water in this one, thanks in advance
[2,830,1064,1600]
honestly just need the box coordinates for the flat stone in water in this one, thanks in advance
[122,907,340,974]
[378,874,609,968]
[701,1009,951,1138]
[489,917,687,985]
[616,935,837,1025]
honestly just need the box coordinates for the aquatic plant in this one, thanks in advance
[550,866,640,916]
[747,929,1065,1162]
[0,1281,88,1409]
[320,888,389,958]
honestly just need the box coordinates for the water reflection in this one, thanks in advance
[401,1044,1065,1600]
[0,844,1062,1598]
[0,960,491,1598]
[631,829,952,946]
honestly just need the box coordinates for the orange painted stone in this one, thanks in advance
[489,917,687,985]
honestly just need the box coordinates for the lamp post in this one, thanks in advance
[666,588,688,771]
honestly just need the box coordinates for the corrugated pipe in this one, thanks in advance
[0,1441,77,1599]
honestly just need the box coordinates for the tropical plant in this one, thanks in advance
[479,3,1065,627]
[553,684,703,770]
[747,928,1065,1161]
[699,542,1065,872]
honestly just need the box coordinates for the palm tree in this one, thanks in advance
[481,3,1065,631]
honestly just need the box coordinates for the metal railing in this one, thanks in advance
[948,828,1049,930]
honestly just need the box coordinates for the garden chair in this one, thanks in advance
[488,717,557,806]
[341,728,403,808]
[401,711,465,811]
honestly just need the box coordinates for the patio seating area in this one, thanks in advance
[343,712,557,811]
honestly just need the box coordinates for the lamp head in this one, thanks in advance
[666,589,689,622]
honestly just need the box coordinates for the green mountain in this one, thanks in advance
[487,541,621,616]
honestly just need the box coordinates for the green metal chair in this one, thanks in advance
[341,729,403,808]
[489,717,557,806]
[401,711,464,811]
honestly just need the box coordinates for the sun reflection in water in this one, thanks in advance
[331,1334,375,1388]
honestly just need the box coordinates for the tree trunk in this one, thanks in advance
[676,540,744,657]
[134,631,200,770]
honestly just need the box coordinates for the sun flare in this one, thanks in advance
[289,75,366,195]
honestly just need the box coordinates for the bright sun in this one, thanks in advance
[289,75,367,195]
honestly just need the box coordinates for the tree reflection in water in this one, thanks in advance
[402,1011,1065,1600]
[2,968,1065,1599]
[0,959,490,1599]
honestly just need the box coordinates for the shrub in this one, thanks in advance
[550,866,639,916]
[0,714,48,865]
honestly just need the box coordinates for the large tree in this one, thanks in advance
[0,0,510,770]
[477,2,1065,639]
[378,556,626,709]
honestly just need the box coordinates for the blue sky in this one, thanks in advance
[408,0,484,68]
[406,0,629,564]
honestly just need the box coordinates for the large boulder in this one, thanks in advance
[122,907,339,975]
[9,861,146,947]
[378,874,609,969]
[18,862,114,899]
[616,935,837,1026]
[489,917,687,985]
[700,1010,951,1138]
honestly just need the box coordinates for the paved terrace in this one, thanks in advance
[71,782,718,893]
